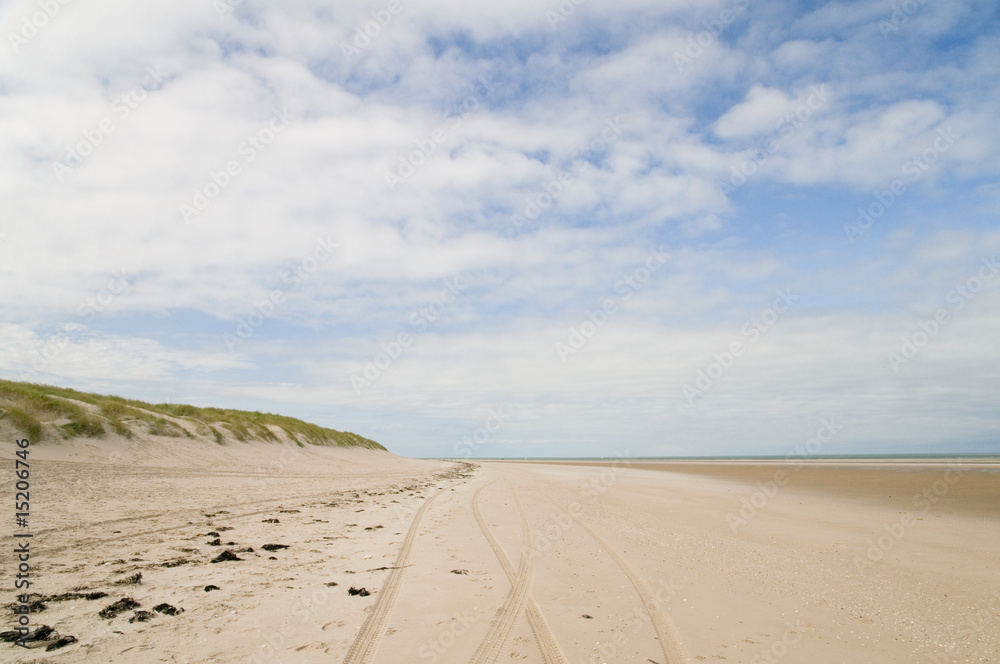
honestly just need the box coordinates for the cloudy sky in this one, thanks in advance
[2,0,998,458]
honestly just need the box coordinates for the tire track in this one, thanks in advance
[471,480,567,664]
[543,490,689,664]
[470,480,533,664]
[342,486,448,664]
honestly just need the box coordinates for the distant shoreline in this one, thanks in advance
[468,456,1000,518]
[439,453,1000,463]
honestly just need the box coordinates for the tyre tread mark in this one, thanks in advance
[342,486,448,664]
[469,480,532,663]
[471,480,567,664]
[545,491,690,664]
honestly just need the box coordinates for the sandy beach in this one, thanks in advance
[5,0,1000,660]
[2,439,998,663]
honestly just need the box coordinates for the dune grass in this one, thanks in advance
[0,378,385,450]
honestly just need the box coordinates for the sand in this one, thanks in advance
[2,437,998,663]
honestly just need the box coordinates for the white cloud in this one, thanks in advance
[0,0,997,455]
[714,85,797,138]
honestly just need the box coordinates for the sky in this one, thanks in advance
[1,0,999,459]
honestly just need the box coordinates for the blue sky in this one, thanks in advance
[1,0,998,458]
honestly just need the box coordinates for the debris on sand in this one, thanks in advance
[1,624,54,642]
[114,572,142,586]
[210,550,243,563]
[324,581,339,587]
[45,591,108,602]
[581,614,594,619]
[154,603,184,616]
[161,558,191,568]
[217,526,233,532]
[129,610,156,623]
[96,559,126,567]
[261,544,289,551]
[278,509,300,514]
[450,569,469,575]
[262,518,280,523]
[98,597,140,619]
[207,538,222,546]
[206,531,220,537]
[347,587,370,597]
[4,594,47,612]
[46,635,78,651]
[204,585,220,592]
[0,624,75,650]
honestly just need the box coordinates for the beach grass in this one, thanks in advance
[0,378,385,450]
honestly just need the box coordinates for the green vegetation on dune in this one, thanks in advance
[0,379,385,450]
